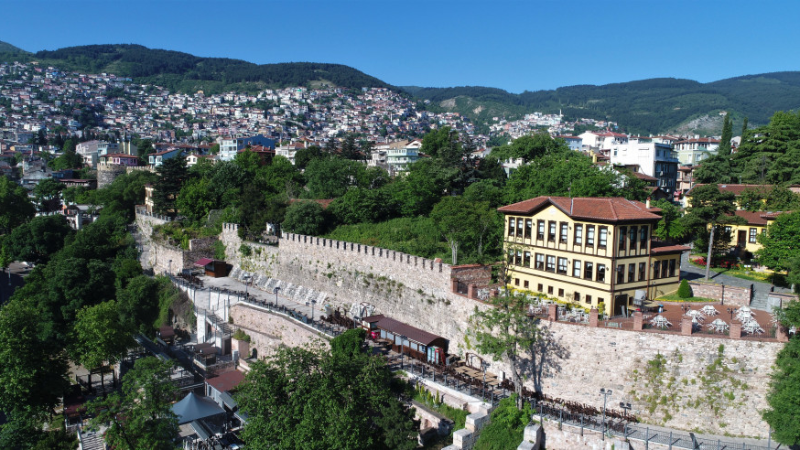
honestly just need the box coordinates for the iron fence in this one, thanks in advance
[531,400,779,450]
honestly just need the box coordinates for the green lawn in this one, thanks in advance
[656,294,718,303]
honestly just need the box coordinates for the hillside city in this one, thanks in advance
[2,55,800,450]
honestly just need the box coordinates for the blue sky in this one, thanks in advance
[1,0,797,93]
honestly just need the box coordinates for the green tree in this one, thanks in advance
[491,133,569,163]
[304,157,366,199]
[282,201,327,235]
[430,197,498,264]
[32,178,65,212]
[693,153,734,184]
[176,177,216,223]
[0,299,69,416]
[389,159,451,217]
[70,300,134,369]
[718,113,733,156]
[328,188,398,225]
[153,156,188,217]
[762,299,800,446]
[236,341,417,450]
[1,214,73,265]
[294,145,323,170]
[652,199,686,242]
[209,143,220,154]
[738,187,769,212]
[503,152,627,204]
[0,176,36,234]
[50,150,83,171]
[87,357,178,450]
[756,211,800,273]
[470,290,544,409]
[683,184,745,280]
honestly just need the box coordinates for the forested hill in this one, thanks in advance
[404,73,800,135]
[0,40,29,55]
[0,44,394,94]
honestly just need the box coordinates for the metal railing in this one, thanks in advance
[532,400,779,450]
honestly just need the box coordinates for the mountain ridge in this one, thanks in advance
[1,41,799,134]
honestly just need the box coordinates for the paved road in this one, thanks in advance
[0,262,31,305]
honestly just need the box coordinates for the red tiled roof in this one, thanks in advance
[733,210,789,225]
[362,314,446,346]
[631,172,657,182]
[101,153,138,159]
[651,244,691,254]
[497,197,662,222]
[676,138,720,144]
[207,370,245,393]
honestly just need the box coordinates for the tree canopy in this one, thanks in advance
[236,336,417,450]
[87,357,179,450]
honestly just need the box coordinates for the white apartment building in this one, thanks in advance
[674,137,720,165]
[609,137,680,195]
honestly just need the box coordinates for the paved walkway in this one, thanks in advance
[198,275,326,320]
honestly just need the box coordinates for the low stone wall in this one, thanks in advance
[412,401,454,438]
[538,420,632,450]
[149,241,185,275]
[688,281,751,307]
[229,303,329,359]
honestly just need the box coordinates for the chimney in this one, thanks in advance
[646,197,651,209]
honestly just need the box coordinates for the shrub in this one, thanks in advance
[678,279,692,298]
[239,244,252,257]
[232,329,251,343]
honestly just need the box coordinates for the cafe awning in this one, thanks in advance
[193,258,213,267]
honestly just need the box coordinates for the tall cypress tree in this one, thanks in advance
[153,155,187,217]
[741,116,749,139]
[718,113,733,156]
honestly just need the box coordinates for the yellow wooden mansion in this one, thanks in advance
[498,196,689,316]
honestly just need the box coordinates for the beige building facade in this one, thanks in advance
[498,197,688,315]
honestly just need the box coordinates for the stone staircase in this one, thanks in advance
[207,312,233,336]
[79,429,105,450]
[750,287,770,311]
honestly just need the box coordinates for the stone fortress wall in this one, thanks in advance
[140,214,785,438]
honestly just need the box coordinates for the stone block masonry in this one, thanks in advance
[141,215,785,439]
[688,281,751,307]
[276,232,489,357]
[229,303,329,359]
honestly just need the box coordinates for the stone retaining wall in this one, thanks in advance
[140,215,784,439]
[229,303,329,359]
[688,281,751,307]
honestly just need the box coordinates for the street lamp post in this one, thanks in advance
[273,286,280,306]
[168,259,172,276]
[727,307,738,321]
[243,275,251,299]
[481,360,489,401]
[398,334,407,370]
[310,299,317,322]
[600,388,613,440]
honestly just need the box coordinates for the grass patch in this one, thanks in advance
[414,384,469,448]
[688,260,774,284]
[656,294,718,303]
[474,395,535,450]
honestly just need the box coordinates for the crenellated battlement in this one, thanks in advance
[281,232,449,274]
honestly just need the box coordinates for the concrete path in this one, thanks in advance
[199,275,326,321]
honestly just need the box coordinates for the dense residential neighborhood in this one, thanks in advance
[3,41,800,450]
